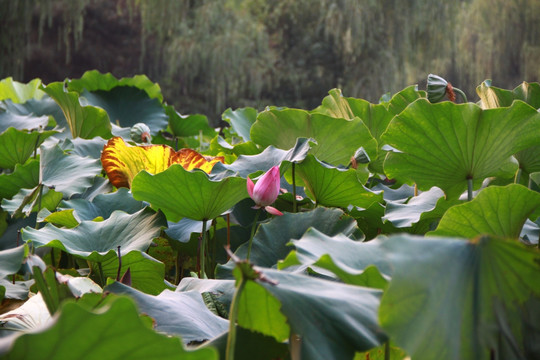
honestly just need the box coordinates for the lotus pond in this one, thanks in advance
[0,71,539,360]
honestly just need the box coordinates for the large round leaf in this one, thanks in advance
[0,159,39,200]
[0,128,56,170]
[258,268,387,360]
[211,137,312,179]
[0,78,45,103]
[67,70,164,103]
[106,282,229,342]
[132,165,249,221]
[313,88,393,142]
[167,107,216,138]
[1,296,216,360]
[477,80,540,109]
[0,105,50,132]
[382,187,460,229]
[222,107,257,142]
[54,188,145,225]
[280,228,393,288]
[22,208,166,262]
[42,82,112,139]
[378,234,540,360]
[0,245,27,278]
[81,86,168,135]
[382,99,540,198]
[295,154,381,209]
[428,184,540,239]
[101,137,223,188]
[251,108,377,166]
[216,207,362,278]
[40,143,103,198]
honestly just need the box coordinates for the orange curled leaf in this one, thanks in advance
[101,137,224,188]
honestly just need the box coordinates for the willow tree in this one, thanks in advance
[1,0,539,121]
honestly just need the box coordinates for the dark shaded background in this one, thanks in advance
[2,0,539,124]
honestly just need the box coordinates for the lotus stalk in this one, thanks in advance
[246,166,283,260]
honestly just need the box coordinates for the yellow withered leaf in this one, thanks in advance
[101,137,224,188]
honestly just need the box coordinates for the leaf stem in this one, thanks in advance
[200,219,208,278]
[514,168,522,184]
[33,134,40,159]
[246,209,261,261]
[36,184,44,228]
[454,87,468,103]
[97,261,105,286]
[116,246,122,281]
[226,214,231,260]
[467,178,473,201]
[384,341,390,360]
[225,274,247,360]
[292,163,297,213]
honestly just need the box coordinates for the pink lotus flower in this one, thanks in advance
[247,166,283,216]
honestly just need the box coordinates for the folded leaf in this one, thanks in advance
[101,137,224,188]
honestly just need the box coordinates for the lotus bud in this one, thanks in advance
[427,74,468,103]
[247,166,283,216]
[130,123,152,144]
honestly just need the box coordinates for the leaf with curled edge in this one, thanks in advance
[101,137,224,188]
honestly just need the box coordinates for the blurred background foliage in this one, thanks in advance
[1,0,539,124]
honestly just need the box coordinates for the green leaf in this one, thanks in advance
[0,128,56,170]
[100,251,167,295]
[59,136,108,159]
[42,82,112,139]
[22,208,166,262]
[67,70,164,103]
[258,268,387,359]
[0,96,67,132]
[81,86,168,135]
[0,108,50,132]
[216,207,362,279]
[382,99,540,198]
[428,184,540,239]
[0,244,27,278]
[0,159,39,200]
[132,165,249,221]
[211,137,312,178]
[386,85,426,116]
[106,281,229,342]
[50,187,146,226]
[382,187,447,228]
[280,228,392,288]
[0,213,36,251]
[252,108,377,166]
[204,326,289,360]
[32,266,73,315]
[39,142,103,198]
[515,145,540,176]
[355,343,408,360]
[1,296,217,360]
[2,186,62,218]
[222,107,257,142]
[477,80,540,109]
[168,107,216,138]
[41,209,80,228]
[234,268,290,342]
[314,88,394,142]
[177,277,235,309]
[378,234,540,360]
[296,154,381,208]
[0,78,45,103]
